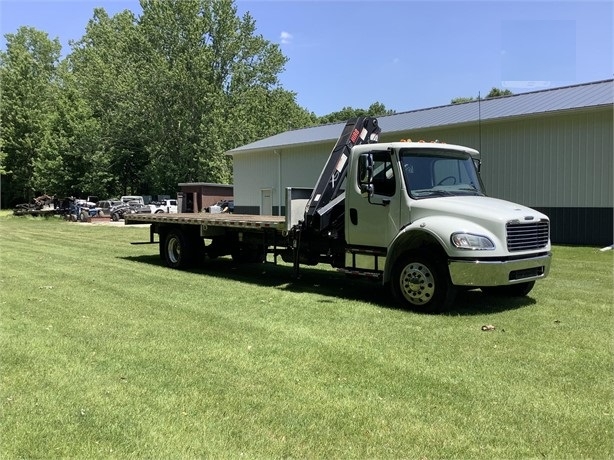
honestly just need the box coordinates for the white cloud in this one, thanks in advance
[280,31,293,45]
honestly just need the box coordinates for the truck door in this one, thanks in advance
[346,150,401,248]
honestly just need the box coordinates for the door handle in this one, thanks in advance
[350,208,358,225]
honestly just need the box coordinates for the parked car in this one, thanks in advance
[98,199,122,216]
[110,200,151,221]
[128,200,151,213]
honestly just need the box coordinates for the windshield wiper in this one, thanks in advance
[457,185,485,196]
[411,189,455,197]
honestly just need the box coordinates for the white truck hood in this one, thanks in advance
[411,195,548,227]
[407,195,550,256]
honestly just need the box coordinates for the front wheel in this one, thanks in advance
[391,251,456,313]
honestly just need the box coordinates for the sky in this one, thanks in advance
[1,0,613,116]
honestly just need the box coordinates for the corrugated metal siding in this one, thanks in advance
[233,146,332,211]
[481,109,613,208]
[390,108,613,208]
[236,108,613,209]
[279,146,329,190]
[233,152,278,208]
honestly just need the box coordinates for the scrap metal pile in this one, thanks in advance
[13,195,99,221]
[13,194,62,217]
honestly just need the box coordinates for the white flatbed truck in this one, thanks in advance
[125,117,551,312]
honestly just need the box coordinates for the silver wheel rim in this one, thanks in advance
[399,262,435,305]
[167,237,180,264]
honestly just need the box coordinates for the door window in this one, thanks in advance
[358,151,396,196]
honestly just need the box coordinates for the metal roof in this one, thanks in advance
[228,79,614,155]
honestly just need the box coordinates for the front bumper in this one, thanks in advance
[448,253,552,287]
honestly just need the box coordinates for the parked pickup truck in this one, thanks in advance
[149,199,178,214]
[120,195,145,204]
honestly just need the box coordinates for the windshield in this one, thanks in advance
[400,148,485,199]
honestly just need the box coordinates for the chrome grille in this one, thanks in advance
[506,219,550,251]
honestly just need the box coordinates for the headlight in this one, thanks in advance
[451,232,495,250]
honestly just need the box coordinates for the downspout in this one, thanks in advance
[275,150,281,216]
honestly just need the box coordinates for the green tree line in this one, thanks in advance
[451,87,513,104]
[0,0,392,207]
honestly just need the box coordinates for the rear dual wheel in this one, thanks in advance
[162,228,204,269]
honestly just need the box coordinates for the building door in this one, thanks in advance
[260,188,273,216]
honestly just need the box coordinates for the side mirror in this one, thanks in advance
[358,153,374,197]
[473,158,481,173]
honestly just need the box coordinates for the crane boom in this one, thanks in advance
[303,116,380,232]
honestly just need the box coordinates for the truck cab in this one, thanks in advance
[342,141,551,312]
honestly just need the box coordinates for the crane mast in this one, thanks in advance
[303,116,380,232]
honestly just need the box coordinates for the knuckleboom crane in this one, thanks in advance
[303,116,381,232]
[291,117,381,272]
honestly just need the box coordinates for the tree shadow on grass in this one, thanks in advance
[122,254,536,316]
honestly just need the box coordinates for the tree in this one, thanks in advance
[486,87,513,98]
[451,87,513,104]
[450,96,476,105]
[68,8,147,197]
[42,61,113,198]
[0,27,62,206]
[135,0,313,191]
[1,0,329,203]
[317,102,395,124]
[67,0,313,195]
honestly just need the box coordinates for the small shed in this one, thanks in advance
[177,182,233,213]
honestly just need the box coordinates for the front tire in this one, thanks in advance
[391,250,456,313]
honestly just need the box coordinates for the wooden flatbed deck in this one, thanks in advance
[124,212,287,232]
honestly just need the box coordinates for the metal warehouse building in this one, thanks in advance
[228,79,613,246]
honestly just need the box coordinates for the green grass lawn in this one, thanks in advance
[1,213,612,459]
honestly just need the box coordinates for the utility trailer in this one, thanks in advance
[125,117,552,312]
